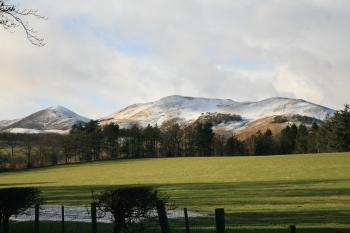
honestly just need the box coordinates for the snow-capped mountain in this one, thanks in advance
[0,119,20,130]
[99,95,335,136]
[100,95,238,127]
[2,106,90,134]
[0,95,336,136]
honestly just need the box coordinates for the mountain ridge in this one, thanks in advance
[1,105,90,134]
[0,95,335,135]
[99,95,335,130]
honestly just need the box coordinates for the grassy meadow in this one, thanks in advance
[1,152,350,231]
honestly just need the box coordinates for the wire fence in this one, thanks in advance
[7,205,343,233]
[8,205,213,233]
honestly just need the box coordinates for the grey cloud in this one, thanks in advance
[0,0,349,119]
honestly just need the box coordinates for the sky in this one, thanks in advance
[0,0,350,119]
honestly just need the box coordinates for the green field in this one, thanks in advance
[1,153,350,231]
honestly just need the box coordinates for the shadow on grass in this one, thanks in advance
[9,221,113,233]
[23,178,349,228]
[8,220,350,233]
[39,178,350,202]
[0,182,55,187]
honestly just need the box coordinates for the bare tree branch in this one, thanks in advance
[0,0,46,46]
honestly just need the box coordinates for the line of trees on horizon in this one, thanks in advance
[0,105,349,170]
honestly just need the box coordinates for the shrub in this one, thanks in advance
[96,186,161,233]
[0,187,42,233]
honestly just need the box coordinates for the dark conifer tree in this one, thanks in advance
[254,129,275,155]
[329,104,350,151]
[278,124,298,154]
[143,124,161,157]
[129,125,143,158]
[213,134,225,156]
[278,126,293,154]
[70,121,102,161]
[160,120,182,157]
[224,135,244,156]
[317,104,350,152]
[103,123,120,159]
[182,125,195,156]
[295,124,309,154]
[307,122,319,153]
[193,122,214,156]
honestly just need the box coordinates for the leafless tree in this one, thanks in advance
[0,0,46,46]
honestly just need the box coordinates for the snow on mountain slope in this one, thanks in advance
[0,119,20,130]
[227,97,334,120]
[100,95,237,127]
[0,96,334,135]
[99,95,335,131]
[2,106,90,134]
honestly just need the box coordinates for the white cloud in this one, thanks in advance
[0,0,349,119]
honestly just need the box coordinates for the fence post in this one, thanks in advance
[156,200,170,233]
[34,204,40,233]
[91,203,97,233]
[61,206,65,233]
[290,225,296,233]
[184,208,190,233]
[215,208,225,233]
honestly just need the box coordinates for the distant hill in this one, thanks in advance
[0,95,335,136]
[99,95,335,138]
[0,119,20,130]
[1,106,90,134]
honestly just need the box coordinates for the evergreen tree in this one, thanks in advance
[70,121,102,161]
[182,125,195,156]
[278,124,298,154]
[290,124,298,149]
[193,122,214,156]
[129,125,143,158]
[254,129,275,155]
[224,135,244,156]
[244,135,256,155]
[103,123,120,159]
[213,134,225,156]
[294,124,309,154]
[279,126,292,154]
[307,122,319,153]
[85,120,103,160]
[317,104,350,152]
[160,120,182,157]
[143,124,161,157]
[327,104,350,151]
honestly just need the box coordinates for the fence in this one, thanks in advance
[9,204,113,233]
[7,204,318,233]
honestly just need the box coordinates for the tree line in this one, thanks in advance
[245,105,350,155]
[0,105,349,170]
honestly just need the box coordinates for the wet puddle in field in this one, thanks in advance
[11,205,206,223]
